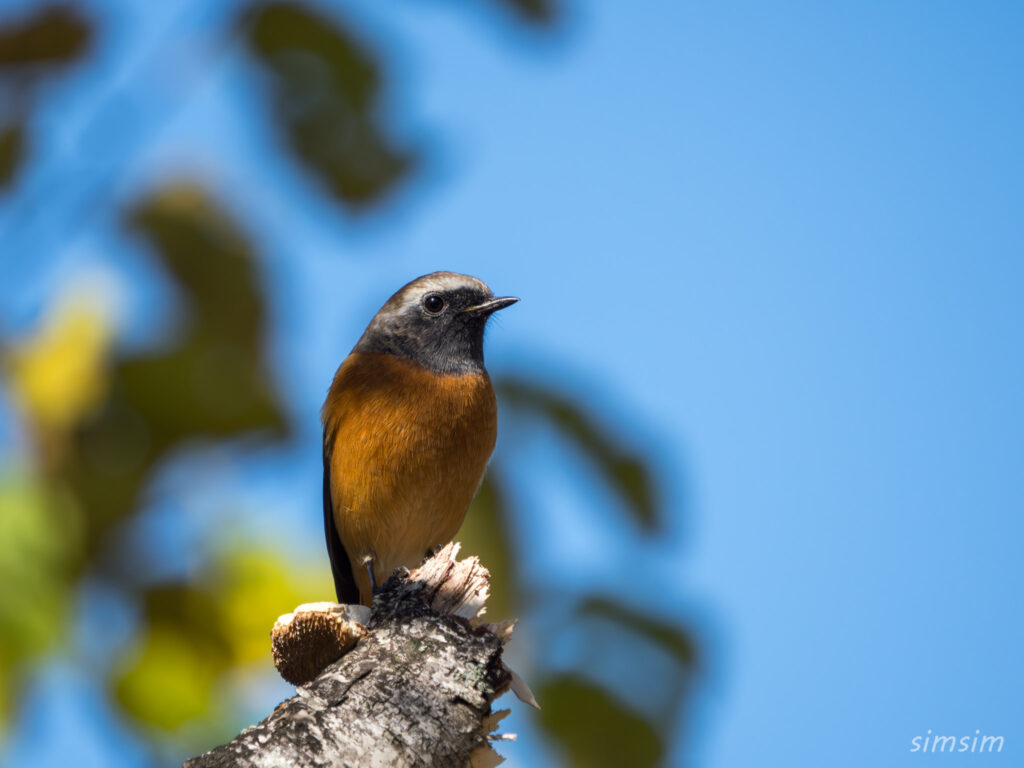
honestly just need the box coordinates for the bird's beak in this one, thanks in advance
[464,296,519,315]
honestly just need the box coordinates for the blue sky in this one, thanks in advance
[2,0,1023,765]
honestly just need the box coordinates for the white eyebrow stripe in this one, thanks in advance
[415,273,488,294]
[369,272,492,327]
[394,273,489,313]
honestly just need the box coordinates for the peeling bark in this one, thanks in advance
[185,544,524,768]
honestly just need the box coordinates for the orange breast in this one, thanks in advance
[323,352,497,603]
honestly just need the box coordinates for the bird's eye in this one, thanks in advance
[423,294,445,314]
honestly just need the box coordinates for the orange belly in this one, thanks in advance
[323,352,497,604]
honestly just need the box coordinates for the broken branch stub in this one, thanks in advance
[185,542,532,768]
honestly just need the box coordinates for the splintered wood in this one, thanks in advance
[406,542,490,620]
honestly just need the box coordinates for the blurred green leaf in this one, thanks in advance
[0,4,92,196]
[125,185,269,346]
[241,1,416,209]
[120,185,288,441]
[211,544,326,664]
[459,471,517,618]
[113,625,227,731]
[141,584,232,654]
[112,539,333,732]
[54,183,289,554]
[0,471,82,672]
[0,659,13,736]
[113,583,230,730]
[498,377,660,531]
[0,4,91,70]
[0,181,292,735]
[579,597,698,670]
[0,122,25,191]
[536,674,662,768]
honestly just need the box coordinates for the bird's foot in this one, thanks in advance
[363,557,380,596]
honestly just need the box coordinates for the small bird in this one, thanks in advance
[322,272,518,605]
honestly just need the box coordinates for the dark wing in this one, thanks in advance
[323,427,359,604]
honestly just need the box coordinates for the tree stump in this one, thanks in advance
[184,543,532,768]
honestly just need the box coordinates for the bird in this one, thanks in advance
[322,272,518,606]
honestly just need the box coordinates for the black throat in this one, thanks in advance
[353,313,488,376]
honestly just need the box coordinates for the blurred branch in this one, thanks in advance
[185,544,523,768]
[498,377,660,531]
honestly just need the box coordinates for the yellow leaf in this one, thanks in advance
[113,626,223,730]
[5,292,114,444]
[215,546,333,665]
